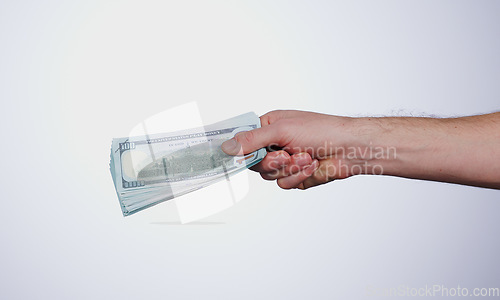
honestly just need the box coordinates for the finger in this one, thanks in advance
[221,124,286,155]
[250,150,290,173]
[276,160,319,189]
[260,153,312,180]
[301,172,328,190]
[299,159,347,189]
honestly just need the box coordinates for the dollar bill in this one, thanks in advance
[110,112,266,216]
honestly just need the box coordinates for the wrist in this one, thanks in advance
[342,116,410,177]
[345,116,454,179]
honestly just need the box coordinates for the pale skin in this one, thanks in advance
[221,110,500,190]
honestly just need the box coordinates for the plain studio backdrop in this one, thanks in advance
[1,1,499,299]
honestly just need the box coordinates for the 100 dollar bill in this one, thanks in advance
[109,112,266,216]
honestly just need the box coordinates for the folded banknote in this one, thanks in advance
[109,112,266,216]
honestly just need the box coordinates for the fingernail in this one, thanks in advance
[221,138,241,155]
[304,160,319,176]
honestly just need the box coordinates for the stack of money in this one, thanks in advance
[110,112,266,216]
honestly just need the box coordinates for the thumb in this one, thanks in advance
[221,124,284,155]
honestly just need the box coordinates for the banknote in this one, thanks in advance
[110,112,266,216]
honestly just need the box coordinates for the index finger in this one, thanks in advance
[221,123,287,155]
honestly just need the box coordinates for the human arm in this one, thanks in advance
[221,110,500,189]
[352,112,500,189]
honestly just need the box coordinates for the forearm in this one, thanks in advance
[349,112,500,189]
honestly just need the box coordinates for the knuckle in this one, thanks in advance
[236,130,254,145]
[266,160,280,172]
[277,179,293,190]
[260,173,272,180]
[263,110,284,124]
[311,166,328,182]
[302,177,320,190]
[244,130,255,143]
[312,173,328,184]
[301,179,312,190]
[261,171,278,181]
[260,114,272,126]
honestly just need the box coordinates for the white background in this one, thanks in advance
[1,0,499,299]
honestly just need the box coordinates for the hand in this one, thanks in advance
[221,110,364,189]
